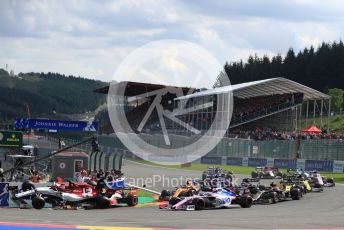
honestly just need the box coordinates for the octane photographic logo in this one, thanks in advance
[108,39,233,165]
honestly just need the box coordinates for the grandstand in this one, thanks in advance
[96,77,331,137]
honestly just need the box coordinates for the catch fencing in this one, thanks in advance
[97,134,344,161]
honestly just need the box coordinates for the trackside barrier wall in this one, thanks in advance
[89,151,97,171]
[88,151,124,171]
[98,151,106,171]
[114,152,124,170]
[108,151,117,170]
[199,156,344,173]
[82,136,344,172]
[97,135,344,161]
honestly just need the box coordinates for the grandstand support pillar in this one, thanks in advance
[294,106,297,131]
[320,99,324,128]
[299,104,302,132]
[306,100,309,128]
[313,100,316,125]
[327,98,331,132]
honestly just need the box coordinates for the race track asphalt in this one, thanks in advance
[0,160,343,229]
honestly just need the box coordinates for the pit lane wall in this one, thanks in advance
[200,156,344,173]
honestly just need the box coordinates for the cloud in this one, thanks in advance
[0,0,343,82]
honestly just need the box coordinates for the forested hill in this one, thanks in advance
[224,41,344,92]
[0,69,106,121]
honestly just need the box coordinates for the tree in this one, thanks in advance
[328,88,344,112]
[223,40,344,92]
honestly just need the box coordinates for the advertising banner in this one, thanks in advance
[305,160,333,172]
[200,156,222,165]
[248,158,267,167]
[296,159,305,170]
[226,157,243,166]
[0,130,23,148]
[14,118,98,132]
[274,159,297,169]
[266,158,274,167]
[332,160,344,173]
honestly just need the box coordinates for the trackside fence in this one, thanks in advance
[63,135,344,173]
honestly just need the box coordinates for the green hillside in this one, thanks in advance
[0,69,106,122]
[224,41,344,93]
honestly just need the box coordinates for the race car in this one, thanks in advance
[284,169,328,192]
[159,180,200,201]
[96,177,138,207]
[13,179,111,209]
[12,177,138,209]
[323,177,335,187]
[201,166,235,182]
[251,167,283,179]
[238,181,279,204]
[271,179,303,200]
[307,173,324,192]
[159,187,252,211]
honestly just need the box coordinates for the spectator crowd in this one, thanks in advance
[229,127,344,141]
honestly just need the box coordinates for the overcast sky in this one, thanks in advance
[1,0,344,83]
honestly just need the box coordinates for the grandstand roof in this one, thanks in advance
[94,81,192,96]
[176,77,330,101]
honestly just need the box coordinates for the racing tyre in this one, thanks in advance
[32,195,45,209]
[326,178,335,187]
[302,185,307,196]
[169,197,180,206]
[22,181,35,192]
[251,171,258,179]
[250,187,259,195]
[126,194,138,206]
[313,183,322,189]
[226,174,233,182]
[159,190,170,200]
[259,172,264,179]
[276,172,283,178]
[291,188,300,200]
[240,195,253,208]
[97,196,111,209]
[194,198,205,210]
[271,192,278,204]
[202,173,207,180]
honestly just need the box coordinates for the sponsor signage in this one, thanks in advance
[305,160,333,172]
[266,158,274,167]
[296,159,305,170]
[274,159,297,169]
[14,118,98,132]
[332,160,344,173]
[226,157,243,166]
[0,130,23,148]
[248,158,267,167]
[200,156,222,165]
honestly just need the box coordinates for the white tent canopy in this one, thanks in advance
[176,77,330,101]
